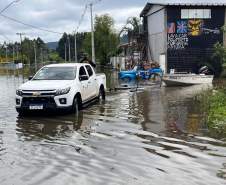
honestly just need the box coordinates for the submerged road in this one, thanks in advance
[0,75,226,185]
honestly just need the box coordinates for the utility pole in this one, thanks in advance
[12,45,15,76]
[33,41,37,71]
[40,48,44,66]
[64,43,67,62]
[5,44,8,62]
[68,35,71,62]
[16,32,25,81]
[16,44,19,60]
[13,45,15,61]
[74,32,78,63]
[90,3,95,64]
[16,33,25,64]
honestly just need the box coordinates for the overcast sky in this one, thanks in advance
[0,0,148,43]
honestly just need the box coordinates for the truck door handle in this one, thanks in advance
[88,81,91,84]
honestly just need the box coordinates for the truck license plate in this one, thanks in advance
[29,105,43,110]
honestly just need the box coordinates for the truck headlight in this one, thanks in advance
[55,87,71,96]
[16,90,23,96]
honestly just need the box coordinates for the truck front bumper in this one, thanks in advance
[15,95,73,112]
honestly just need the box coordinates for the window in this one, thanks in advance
[189,9,197,18]
[203,9,211,18]
[181,9,211,19]
[85,65,93,77]
[181,9,189,19]
[33,67,76,80]
[79,66,87,76]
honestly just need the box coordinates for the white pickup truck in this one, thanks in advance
[15,63,106,114]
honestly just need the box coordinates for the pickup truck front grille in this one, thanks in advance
[22,97,55,104]
[21,97,57,110]
[21,90,56,97]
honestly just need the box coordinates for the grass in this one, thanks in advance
[198,88,226,139]
[207,90,226,138]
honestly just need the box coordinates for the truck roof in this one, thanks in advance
[45,63,90,68]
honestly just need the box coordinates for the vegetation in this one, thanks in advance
[207,90,226,137]
[57,32,88,61]
[0,37,56,65]
[82,14,119,65]
[120,17,141,43]
[0,14,122,66]
[56,14,119,65]
[197,87,226,138]
[210,26,226,77]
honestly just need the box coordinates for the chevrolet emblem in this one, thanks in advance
[32,92,41,97]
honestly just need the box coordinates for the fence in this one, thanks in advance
[0,61,58,77]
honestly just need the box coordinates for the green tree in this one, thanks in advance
[120,17,141,43]
[82,14,119,65]
[57,32,88,61]
[207,26,226,77]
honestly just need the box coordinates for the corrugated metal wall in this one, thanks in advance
[146,5,167,63]
[167,6,225,73]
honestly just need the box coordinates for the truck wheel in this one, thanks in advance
[72,96,80,113]
[99,87,105,101]
[16,108,26,116]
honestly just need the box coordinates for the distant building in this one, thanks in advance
[140,0,226,73]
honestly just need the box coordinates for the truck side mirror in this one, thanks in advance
[28,76,33,80]
[79,75,89,81]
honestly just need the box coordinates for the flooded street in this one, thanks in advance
[1,73,226,185]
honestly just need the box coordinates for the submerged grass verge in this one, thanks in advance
[198,87,226,139]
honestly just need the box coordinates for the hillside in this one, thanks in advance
[46,42,58,50]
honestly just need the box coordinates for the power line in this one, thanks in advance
[73,0,103,63]
[0,1,63,35]
[75,4,88,32]
[75,0,103,32]
[0,0,103,36]
[0,0,21,14]
[0,14,64,35]
[0,33,11,42]
[89,0,102,6]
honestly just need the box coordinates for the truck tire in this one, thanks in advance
[16,108,26,116]
[99,87,105,100]
[72,96,80,113]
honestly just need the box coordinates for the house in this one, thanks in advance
[140,0,226,73]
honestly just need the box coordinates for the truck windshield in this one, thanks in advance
[33,67,76,80]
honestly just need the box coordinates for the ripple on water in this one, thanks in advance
[0,76,226,185]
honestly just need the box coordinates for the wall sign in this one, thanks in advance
[167,23,176,33]
[203,28,220,34]
[188,19,204,36]
[177,21,188,33]
[168,33,189,49]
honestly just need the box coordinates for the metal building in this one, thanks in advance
[140,0,226,74]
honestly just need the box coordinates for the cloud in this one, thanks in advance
[0,0,147,43]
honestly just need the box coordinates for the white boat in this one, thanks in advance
[162,74,214,86]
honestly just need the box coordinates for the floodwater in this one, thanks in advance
[0,73,226,185]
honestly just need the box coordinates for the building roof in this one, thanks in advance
[140,0,226,16]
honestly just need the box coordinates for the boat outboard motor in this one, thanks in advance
[199,66,211,75]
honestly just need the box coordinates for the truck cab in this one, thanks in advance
[15,63,106,115]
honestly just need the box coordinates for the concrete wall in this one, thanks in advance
[146,5,167,63]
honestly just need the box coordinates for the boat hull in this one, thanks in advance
[163,74,213,87]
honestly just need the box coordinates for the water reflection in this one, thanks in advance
[16,113,84,141]
[1,74,226,185]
